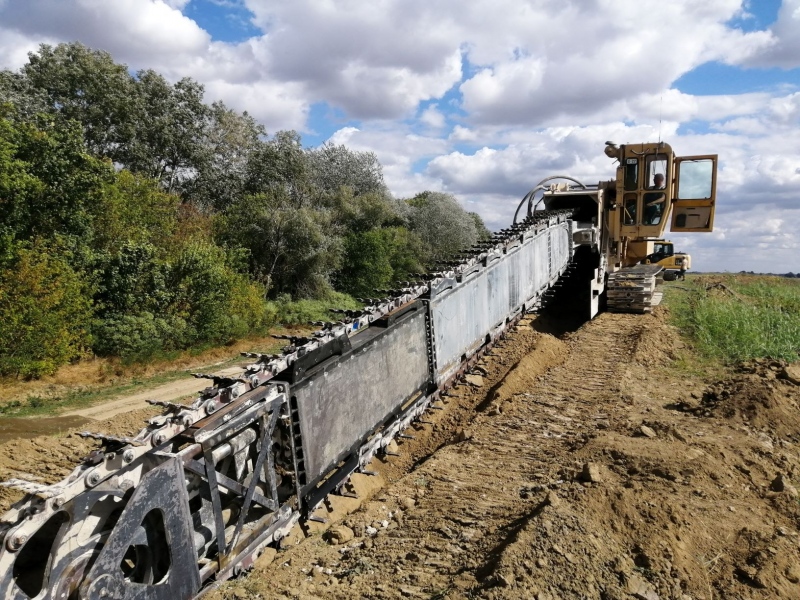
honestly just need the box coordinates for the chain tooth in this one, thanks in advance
[77,431,145,447]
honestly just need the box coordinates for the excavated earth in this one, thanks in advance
[209,308,800,600]
[2,307,800,599]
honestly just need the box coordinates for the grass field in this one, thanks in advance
[663,274,800,364]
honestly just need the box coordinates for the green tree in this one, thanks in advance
[187,101,266,211]
[0,240,93,377]
[245,130,312,207]
[335,226,425,297]
[307,142,388,198]
[0,114,111,250]
[405,191,482,263]
[0,71,50,120]
[219,189,341,298]
[21,43,138,160]
[123,70,210,193]
[93,170,179,254]
[336,230,394,297]
[168,241,268,343]
[328,187,401,233]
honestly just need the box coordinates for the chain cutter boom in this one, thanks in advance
[0,210,576,599]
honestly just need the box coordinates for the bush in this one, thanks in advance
[0,240,92,377]
[91,313,190,360]
[267,292,360,326]
[169,241,270,345]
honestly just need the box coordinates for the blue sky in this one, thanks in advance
[1,0,799,272]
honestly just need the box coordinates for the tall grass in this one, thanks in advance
[665,275,800,364]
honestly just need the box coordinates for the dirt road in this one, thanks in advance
[211,309,800,600]
[62,365,245,421]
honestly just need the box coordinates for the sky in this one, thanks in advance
[1,0,799,273]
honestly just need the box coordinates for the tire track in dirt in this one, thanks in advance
[231,312,645,599]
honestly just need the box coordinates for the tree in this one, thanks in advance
[336,230,394,297]
[405,191,482,263]
[245,130,312,207]
[335,226,425,297]
[21,43,138,160]
[328,187,402,234]
[218,189,341,298]
[0,70,50,120]
[123,70,210,193]
[187,101,266,211]
[0,240,92,377]
[307,142,388,198]
[469,211,492,240]
[0,114,111,250]
[93,170,179,254]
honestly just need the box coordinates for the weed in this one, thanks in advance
[27,395,48,409]
[664,275,800,364]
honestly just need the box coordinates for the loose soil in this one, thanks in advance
[209,308,800,600]
[2,308,800,599]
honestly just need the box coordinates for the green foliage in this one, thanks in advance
[307,142,388,198]
[404,191,483,264]
[328,187,401,233]
[187,101,266,211]
[92,241,270,359]
[94,242,170,316]
[266,292,360,326]
[0,240,92,378]
[122,70,210,192]
[21,43,138,159]
[245,130,312,205]
[93,171,178,253]
[91,313,190,361]
[218,188,342,298]
[335,227,425,297]
[0,41,497,376]
[0,115,111,245]
[337,230,395,297]
[665,275,800,364]
[168,241,269,344]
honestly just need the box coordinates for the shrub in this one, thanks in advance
[0,240,92,377]
[91,313,190,360]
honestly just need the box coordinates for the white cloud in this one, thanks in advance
[1,0,799,272]
[0,0,210,67]
[740,0,800,68]
[162,0,190,9]
[420,104,446,130]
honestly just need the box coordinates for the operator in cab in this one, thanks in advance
[644,173,666,225]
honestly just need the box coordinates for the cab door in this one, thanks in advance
[670,155,718,232]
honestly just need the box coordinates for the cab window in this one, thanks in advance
[677,159,714,199]
[653,243,672,256]
[645,154,668,189]
[623,158,639,191]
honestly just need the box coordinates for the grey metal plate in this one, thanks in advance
[293,310,430,488]
[431,223,571,383]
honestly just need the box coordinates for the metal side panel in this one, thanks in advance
[292,310,429,490]
[431,267,490,384]
[432,223,573,384]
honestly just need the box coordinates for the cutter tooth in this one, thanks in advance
[146,399,191,411]
[77,432,144,447]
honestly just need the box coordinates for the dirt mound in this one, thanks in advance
[0,407,158,513]
[688,358,800,440]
